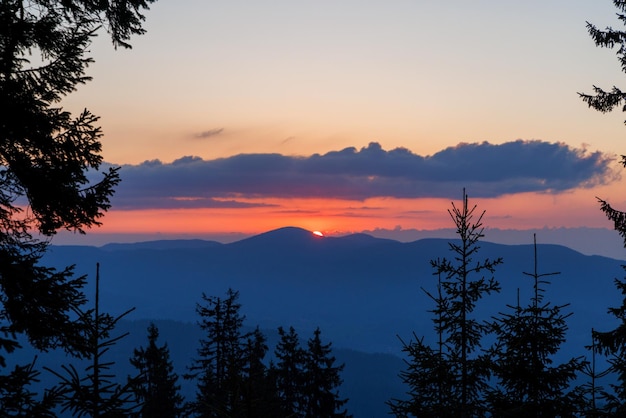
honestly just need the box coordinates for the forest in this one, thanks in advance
[4,0,626,417]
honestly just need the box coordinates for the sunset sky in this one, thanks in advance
[57,0,626,248]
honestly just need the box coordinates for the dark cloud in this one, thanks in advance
[193,128,224,139]
[108,140,615,210]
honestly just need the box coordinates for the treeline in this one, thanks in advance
[0,281,351,417]
[181,288,350,417]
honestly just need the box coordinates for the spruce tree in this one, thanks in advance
[240,327,275,418]
[46,263,139,417]
[0,356,59,417]
[579,0,626,123]
[130,323,183,418]
[303,327,350,418]
[388,271,457,417]
[0,0,155,358]
[590,277,626,415]
[578,329,613,417]
[184,289,264,418]
[389,189,501,417]
[272,326,307,416]
[487,234,585,416]
[0,1,154,412]
[581,2,626,414]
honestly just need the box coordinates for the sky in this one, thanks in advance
[55,0,626,253]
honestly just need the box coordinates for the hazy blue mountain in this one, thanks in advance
[42,227,624,355]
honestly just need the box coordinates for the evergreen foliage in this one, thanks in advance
[129,323,184,418]
[590,277,626,415]
[272,326,307,416]
[0,0,155,354]
[186,289,351,417]
[46,263,139,417]
[0,0,154,412]
[185,288,269,417]
[487,234,585,416]
[579,0,626,124]
[239,327,275,417]
[0,356,58,417]
[582,1,626,415]
[302,327,351,418]
[389,190,501,417]
[579,329,613,417]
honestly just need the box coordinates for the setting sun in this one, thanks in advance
[313,231,324,237]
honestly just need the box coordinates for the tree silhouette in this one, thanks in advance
[0,0,155,410]
[581,2,626,413]
[302,327,350,418]
[579,0,626,124]
[0,356,59,417]
[46,263,139,417]
[388,271,457,417]
[389,189,501,417]
[580,0,626,263]
[271,326,307,416]
[240,327,276,417]
[589,276,626,415]
[185,290,351,418]
[129,323,184,418]
[487,234,585,416]
[578,329,613,417]
[0,0,155,355]
[184,289,248,418]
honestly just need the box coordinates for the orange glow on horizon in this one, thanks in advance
[85,185,620,239]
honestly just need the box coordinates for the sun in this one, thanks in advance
[312,230,324,237]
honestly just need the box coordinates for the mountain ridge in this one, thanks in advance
[83,226,623,261]
[42,226,625,355]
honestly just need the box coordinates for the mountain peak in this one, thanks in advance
[230,226,322,248]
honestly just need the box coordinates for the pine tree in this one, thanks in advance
[46,263,139,417]
[272,326,307,416]
[0,1,154,412]
[240,327,275,418]
[581,2,626,414]
[590,277,626,415]
[0,0,155,358]
[388,271,457,417]
[487,234,585,416]
[130,323,183,418]
[389,189,501,417]
[579,0,626,124]
[0,356,59,417]
[578,329,613,417]
[184,289,247,418]
[303,327,350,418]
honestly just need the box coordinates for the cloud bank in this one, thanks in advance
[108,140,614,210]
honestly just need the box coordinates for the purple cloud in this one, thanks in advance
[107,140,614,210]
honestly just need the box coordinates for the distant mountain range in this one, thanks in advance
[42,226,625,351]
[33,226,626,417]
